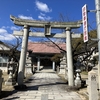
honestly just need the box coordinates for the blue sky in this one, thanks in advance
[0,0,96,43]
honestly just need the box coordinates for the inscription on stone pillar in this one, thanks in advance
[91,75,96,81]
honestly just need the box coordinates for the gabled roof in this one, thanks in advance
[28,42,66,54]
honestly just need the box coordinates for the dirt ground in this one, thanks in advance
[2,72,13,91]
[58,72,89,100]
[0,72,33,98]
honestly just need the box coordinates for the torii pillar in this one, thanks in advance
[17,25,29,85]
[65,28,74,86]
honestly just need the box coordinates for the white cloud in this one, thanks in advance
[1,26,6,29]
[28,39,33,42]
[0,28,15,41]
[0,28,7,33]
[54,39,65,43]
[38,15,52,20]
[10,26,20,31]
[40,12,45,16]
[18,15,34,20]
[38,13,52,20]
[38,15,45,20]
[35,0,52,13]
[2,26,20,31]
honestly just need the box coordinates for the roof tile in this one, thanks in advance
[28,42,66,54]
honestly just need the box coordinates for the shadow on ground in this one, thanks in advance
[0,90,18,99]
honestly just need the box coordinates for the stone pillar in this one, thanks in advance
[0,69,2,94]
[52,61,55,71]
[17,25,29,85]
[37,57,40,71]
[65,28,74,86]
[95,0,100,90]
[88,70,98,100]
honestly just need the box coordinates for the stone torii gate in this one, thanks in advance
[10,15,82,87]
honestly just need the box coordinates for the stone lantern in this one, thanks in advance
[5,58,18,85]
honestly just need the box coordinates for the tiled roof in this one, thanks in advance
[28,42,66,54]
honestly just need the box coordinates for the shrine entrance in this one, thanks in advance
[41,58,52,68]
[10,15,82,87]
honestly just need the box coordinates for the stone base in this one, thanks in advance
[5,78,16,86]
[74,80,81,88]
[64,72,68,80]
[66,86,80,90]
[25,66,32,74]
[58,68,65,75]
[14,84,27,90]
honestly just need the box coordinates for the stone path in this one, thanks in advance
[1,70,83,100]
